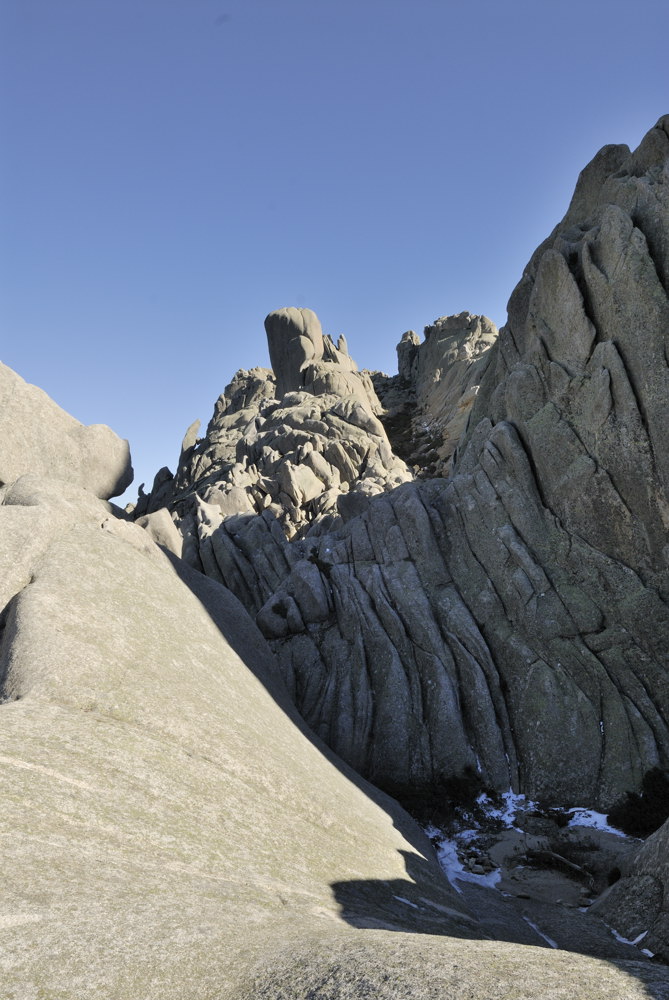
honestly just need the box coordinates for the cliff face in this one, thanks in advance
[444,115,669,805]
[138,116,669,814]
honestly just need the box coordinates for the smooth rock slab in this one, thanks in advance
[0,478,476,997]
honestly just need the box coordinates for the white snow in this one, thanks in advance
[567,808,627,837]
[426,824,502,893]
[427,788,630,899]
[392,895,420,909]
[608,925,655,957]
[497,791,531,828]
[523,916,558,949]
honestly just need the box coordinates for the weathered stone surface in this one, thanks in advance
[0,362,132,498]
[155,117,669,812]
[373,312,498,477]
[593,817,669,962]
[135,505,184,556]
[0,475,478,997]
[265,306,325,397]
[265,305,382,414]
[415,312,498,470]
[135,335,410,545]
[397,329,420,382]
[227,930,668,999]
[5,477,661,997]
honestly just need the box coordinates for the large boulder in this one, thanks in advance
[265,306,325,397]
[0,362,133,498]
[265,305,382,414]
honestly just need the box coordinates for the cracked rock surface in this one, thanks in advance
[140,118,669,828]
[3,115,669,997]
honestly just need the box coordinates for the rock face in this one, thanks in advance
[0,362,133,498]
[445,114,669,805]
[593,815,669,962]
[138,116,669,814]
[2,380,667,1000]
[0,470,477,997]
[373,312,499,477]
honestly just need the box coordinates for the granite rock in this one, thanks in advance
[0,362,132,498]
[161,117,669,810]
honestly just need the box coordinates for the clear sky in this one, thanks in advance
[1,0,667,501]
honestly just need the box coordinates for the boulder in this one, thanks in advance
[264,305,382,414]
[0,362,132,498]
[265,306,324,397]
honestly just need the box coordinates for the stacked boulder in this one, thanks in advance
[133,307,412,606]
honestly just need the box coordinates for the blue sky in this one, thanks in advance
[1,0,667,501]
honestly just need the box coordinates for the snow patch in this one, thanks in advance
[523,916,558,949]
[392,895,419,910]
[426,824,502,893]
[567,808,627,837]
[608,925,655,957]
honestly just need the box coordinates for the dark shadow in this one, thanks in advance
[163,547,668,999]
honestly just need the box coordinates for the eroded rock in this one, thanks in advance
[0,362,133,498]
[162,117,669,812]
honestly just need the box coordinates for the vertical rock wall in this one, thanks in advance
[136,116,669,811]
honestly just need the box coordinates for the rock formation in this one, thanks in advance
[133,313,410,550]
[5,381,667,997]
[265,305,380,413]
[4,115,669,996]
[0,362,132,498]
[594,815,669,963]
[135,117,669,821]
[374,312,498,477]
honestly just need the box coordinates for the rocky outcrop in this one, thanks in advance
[133,326,411,545]
[0,362,132,498]
[2,382,666,1000]
[276,116,669,807]
[143,117,669,813]
[415,312,498,468]
[445,114,669,804]
[265,305,381,414]
[593,815,669,962]
[373,313,498,477]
